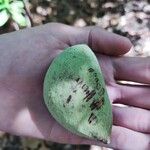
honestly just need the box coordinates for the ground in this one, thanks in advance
[0,0,149,150]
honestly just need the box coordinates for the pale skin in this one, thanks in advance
[0,23,149,150]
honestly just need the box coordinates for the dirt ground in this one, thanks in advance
[0,0,149,150]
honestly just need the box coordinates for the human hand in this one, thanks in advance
[0,23,149,150]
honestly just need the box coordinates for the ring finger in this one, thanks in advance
[113,105,150,133]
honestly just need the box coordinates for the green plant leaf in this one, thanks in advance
[0,4,7,10]
[4,0,9,5]
[9,1,24,13]
[0,9,9,26]
[0,0,3,4]
[12,12,27,26]
[10,1,24,9]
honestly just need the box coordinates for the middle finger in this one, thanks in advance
[114,84,150,109]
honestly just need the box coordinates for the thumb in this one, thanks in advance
[46,23,132,56]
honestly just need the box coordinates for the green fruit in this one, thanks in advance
[43,44,112,143]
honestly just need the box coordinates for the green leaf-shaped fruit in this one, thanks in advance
[43,44,112,143]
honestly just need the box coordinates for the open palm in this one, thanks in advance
[0,23,149,150]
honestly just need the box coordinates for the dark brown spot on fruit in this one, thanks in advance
[84,87,90,93]
[76,78,80,82]
[82,84,86,89]
[95,78,99,82]
[73,89,77,93]
[90,98,104,111]
[88,113,97,124]
[88,68,94,72]
[78,80,83,85]
[76,77,83,85]
[82,84,89,92]
[66,95,72,103]
[91,133,98,140]
[84,90,96,102]
[99,88,105,96]
[81,104,85,108]
[73,55,76,58]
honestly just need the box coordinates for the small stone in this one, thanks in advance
[143,5,150,14]
[98,14,112,28]
[110,18,119,26]
[31,14,45,25]
[74,19,86,27]
[36,6,52,16]
[136,12,148,19]
[102,2,115,9]
[143,38,150,56]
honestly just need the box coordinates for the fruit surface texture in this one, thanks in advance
[43,44,112,143]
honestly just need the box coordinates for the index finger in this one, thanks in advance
[46,23,133,56]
